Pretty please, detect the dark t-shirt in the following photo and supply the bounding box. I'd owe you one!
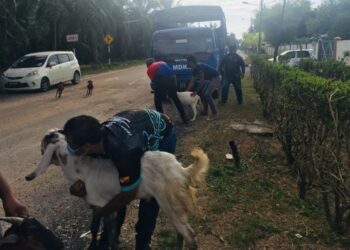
[101,109,172,191]
[219,53,245,78]
[192,63,219,80]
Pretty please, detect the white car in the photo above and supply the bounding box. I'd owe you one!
[268,49,314,66]
[1,51,81,92]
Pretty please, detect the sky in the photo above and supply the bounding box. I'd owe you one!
[177,0,324,39]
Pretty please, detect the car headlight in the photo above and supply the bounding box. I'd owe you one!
[26,71,38,77]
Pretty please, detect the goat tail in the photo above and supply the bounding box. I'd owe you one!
[185,148,209,186]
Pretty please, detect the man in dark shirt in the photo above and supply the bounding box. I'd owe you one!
[186,55,221,120]
[146,58,187,124]
[63,109,176,250]
[219,44,245,105]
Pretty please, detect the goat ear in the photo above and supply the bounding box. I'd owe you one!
[57,129,64,134]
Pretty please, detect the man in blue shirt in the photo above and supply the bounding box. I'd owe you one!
[186,55,221,120]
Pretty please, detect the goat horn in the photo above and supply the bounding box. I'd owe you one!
[0,217,24,225]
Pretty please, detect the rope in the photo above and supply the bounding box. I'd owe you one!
[143,109,166,151]
[106,116,133,136]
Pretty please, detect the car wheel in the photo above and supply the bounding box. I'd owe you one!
[72,71,80,84]
[40,78,51,92]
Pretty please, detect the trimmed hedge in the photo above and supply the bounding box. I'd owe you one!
[251,56,350,234]
[299,58,350,82]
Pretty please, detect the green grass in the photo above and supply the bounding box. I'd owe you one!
[156,229,178,249]
[154,73,350,249]
[226,216,280,248]
[207,163,246,213]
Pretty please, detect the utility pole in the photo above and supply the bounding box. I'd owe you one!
[281,0,287,25]
[273,0,287,61]
[257,0,263,53]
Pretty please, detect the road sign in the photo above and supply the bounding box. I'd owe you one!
[66,34,79,43]
[104,34,114,45]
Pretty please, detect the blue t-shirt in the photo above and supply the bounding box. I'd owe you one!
[192,63,219,80]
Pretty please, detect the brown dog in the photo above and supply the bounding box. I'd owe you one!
[86,80,94,96]
[56,82,64,98]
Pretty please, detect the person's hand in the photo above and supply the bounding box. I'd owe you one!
[70,180,87,197]
[3,196,29,217]
[241,73,245,79]
[190,91,197,97]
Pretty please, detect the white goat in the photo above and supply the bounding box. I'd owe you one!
[176,91,201,121]
[25,129,209,249]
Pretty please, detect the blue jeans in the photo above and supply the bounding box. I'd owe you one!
[135,127,176,249]
[199,77,221,115]
[221,76,242,104]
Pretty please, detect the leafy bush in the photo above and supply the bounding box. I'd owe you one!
[251,56,350,234]
[299,59,350,82]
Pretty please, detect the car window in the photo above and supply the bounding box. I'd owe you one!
[284,52,295,59]
[11,56,47,68]
[68,54,74,61]
[296,51,310,58]
[47,55,59,66]
[57,54,70,64]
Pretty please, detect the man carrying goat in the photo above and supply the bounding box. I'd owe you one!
[63,109,176,250]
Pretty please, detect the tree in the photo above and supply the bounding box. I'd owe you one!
[306,0,350,39]
[241,32,260,52]
[250,0,311,60]
[0,0,178,68]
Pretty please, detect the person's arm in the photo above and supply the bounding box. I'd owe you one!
[94,188,138,218]
[240,57,246,78]
[218,56,226,74]
[0,173,28,216]
[195,71,205,95]
[186,76,196,92]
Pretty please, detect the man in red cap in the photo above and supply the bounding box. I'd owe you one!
[146,58,187,124]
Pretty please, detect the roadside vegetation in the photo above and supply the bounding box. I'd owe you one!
[152,68,350,249]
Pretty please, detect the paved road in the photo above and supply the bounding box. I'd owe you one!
[0,65,154,248]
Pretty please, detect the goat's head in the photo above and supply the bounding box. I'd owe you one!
[25,129,67,181]
[0,217,64,250]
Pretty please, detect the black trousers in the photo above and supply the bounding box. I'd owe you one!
[114,131,177,250]
[154,75,187,123]
[221,75,243,104]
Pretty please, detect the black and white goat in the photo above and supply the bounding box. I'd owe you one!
[25,129,209,249]
[0,216,63,250]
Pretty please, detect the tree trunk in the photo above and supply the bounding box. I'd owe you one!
[273,45,279,62]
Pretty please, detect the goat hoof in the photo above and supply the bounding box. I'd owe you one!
[188,242,198,250]
[25,173,37,181]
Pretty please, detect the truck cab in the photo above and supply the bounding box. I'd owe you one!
[151,27,219,90]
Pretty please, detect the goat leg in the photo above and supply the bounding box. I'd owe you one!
[88,211,101,250]
[229,140,240,169]
[176,232,184,250]
[100,207,126,250]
